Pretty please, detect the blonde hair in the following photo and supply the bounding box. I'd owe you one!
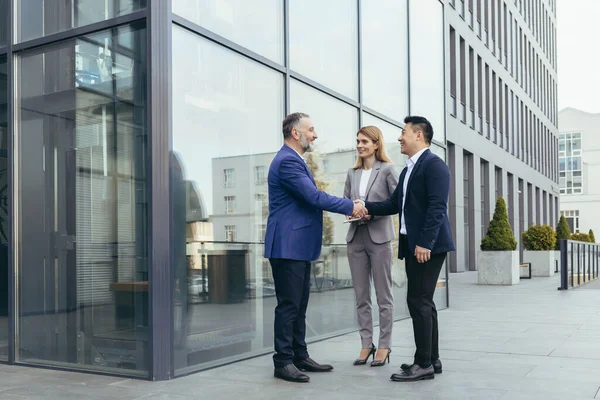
[352,125,393,169]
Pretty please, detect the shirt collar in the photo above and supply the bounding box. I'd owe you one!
[285,144,306,163]
[406,147,428,168]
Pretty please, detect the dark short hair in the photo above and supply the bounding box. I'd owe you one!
[404,116,433,144]
[282,112,310,140]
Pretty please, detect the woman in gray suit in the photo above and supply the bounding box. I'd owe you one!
[344,125,399,367]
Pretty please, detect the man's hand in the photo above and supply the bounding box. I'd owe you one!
[414,245,431,264]
[352,200,368,218]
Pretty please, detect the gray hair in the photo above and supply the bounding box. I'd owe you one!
[282,112,310,140]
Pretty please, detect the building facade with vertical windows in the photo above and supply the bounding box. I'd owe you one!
[558,107,600,238]
[445,0,559,271]
[0,0,452,381]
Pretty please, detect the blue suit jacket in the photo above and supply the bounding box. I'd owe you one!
[366,149,455,260]
[264,145,354,261]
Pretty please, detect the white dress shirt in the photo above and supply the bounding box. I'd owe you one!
[358,169,372,200]
[286,144,306,163]
[400,147,428,235]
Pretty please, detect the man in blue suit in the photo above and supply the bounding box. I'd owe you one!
[265,112,367,383]
[365,116,455,382]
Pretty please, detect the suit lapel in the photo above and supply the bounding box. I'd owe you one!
[352,168,361,199]
[364,160,381,199]
[405,149,430,196]
[398,167,408,200]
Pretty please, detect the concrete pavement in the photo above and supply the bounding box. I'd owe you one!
[1,271,600,399]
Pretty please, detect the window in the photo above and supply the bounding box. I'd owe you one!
[254,166,266,185]
[460,38,467,122]
[256,224,266,243]
[477,56,483,132]
[255,193,268,216]
[17,0,145,42]
[409,0,445,140]
[559,132,582,195]
[225,196,236,214]
[225,225,237,242]
[362,0,408,118]
[495,167,502,200]
[450,27,457,116]
[469,47,475,128]
[224,168,236,187]
[290,0,358,99]
[481,160,489,238]
[561,210,580,233]
[173,0,284,63]
[16,23,149,373]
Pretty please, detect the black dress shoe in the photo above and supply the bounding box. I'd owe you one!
[294,357,334,372]
[391,364,435,382]
[400,359,442,374]
[274,364,310,383]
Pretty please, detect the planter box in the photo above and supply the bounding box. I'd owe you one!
[524,250,555,277]
[477,251,520,285]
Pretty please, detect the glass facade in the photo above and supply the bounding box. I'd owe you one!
[171,0,447,376]
[0,0,448,380]
[15,23,148,376]
[16,0,146,42]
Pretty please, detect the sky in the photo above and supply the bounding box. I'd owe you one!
[557,0,600,113]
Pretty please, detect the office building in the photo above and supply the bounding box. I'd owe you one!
[0,0,558,381]
[558,107,600,238]
[0,0,448,380]
[445,0,559,271]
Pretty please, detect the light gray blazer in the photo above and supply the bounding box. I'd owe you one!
[344,160,400,244]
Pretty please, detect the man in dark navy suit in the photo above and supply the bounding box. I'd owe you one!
[365,116,455,382]
[264,112,367,383]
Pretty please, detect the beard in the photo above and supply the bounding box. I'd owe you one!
[299,134,314,153]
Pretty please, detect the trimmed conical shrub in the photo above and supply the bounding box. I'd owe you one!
[589,229,596,243]
[481,197,517,251]
[555,215,571,250]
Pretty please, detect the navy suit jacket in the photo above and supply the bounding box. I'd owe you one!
[264,145,354,261]
[366,149,455,260]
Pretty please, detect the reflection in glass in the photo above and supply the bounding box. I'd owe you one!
[362,0,409,119]
[0,0,7,46]
[290,0,358,99]
[17,0,146,42]
[172,26,284,374]
[0,55,7,359]
[172,0,284,64]
[16,24,148,375]
[409,0,445,141]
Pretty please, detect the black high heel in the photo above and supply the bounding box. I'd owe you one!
[370,348,391,367]
[353,344,376,365]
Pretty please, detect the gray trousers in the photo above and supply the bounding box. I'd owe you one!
[347,225,395,349]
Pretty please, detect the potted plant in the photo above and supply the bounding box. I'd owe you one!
[522,224,557,277]
[478,197,519,285]
[589,229,596,243]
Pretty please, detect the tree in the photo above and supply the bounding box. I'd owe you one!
[589,229,596,243]
[480,197,517,251]
[555,215,571,250]
[305,153,334,245]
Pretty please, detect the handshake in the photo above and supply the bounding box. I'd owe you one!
[351,199,369,219]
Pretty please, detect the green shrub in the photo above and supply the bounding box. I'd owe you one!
[481,197,517,251]
[571,232,591,242]
[522,224,556,251]
[589,229,596,243]
[555,215,571,250]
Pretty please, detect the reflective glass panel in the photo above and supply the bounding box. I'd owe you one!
[0,55,7,359]
[16,23,148,375]
[173,0,284,64]
[289,0,358,99]
[17,0,146,42]
[172,25,284,374]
